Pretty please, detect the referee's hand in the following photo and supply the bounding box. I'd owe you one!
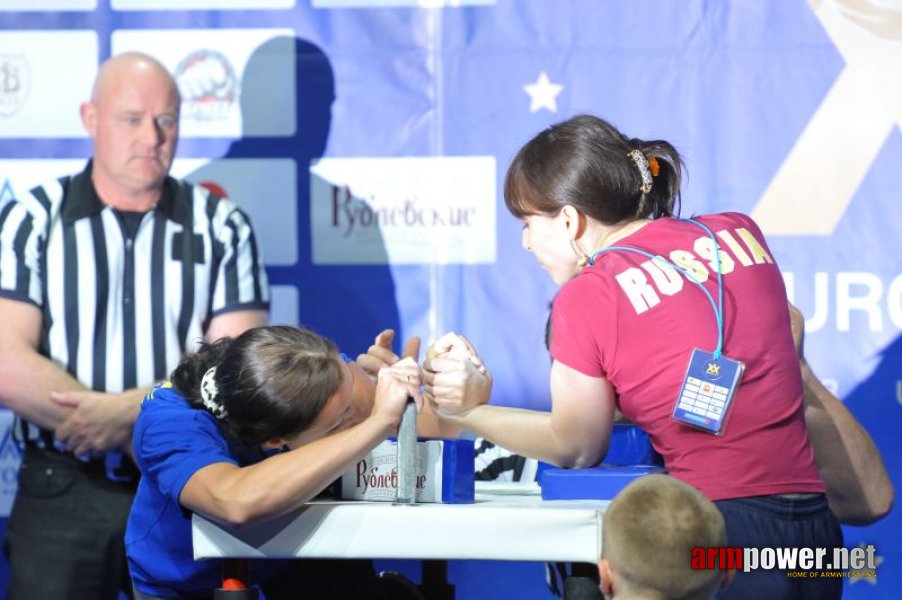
[52,389,136,456]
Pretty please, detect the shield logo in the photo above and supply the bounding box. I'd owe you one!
[0,54,30,117]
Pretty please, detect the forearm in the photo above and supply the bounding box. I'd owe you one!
[189,416,395,525]
[417,402,462,438]
[802,361,893,524]
[0,349,84,430]
[448,404,600,467]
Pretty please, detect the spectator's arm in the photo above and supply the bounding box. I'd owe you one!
[801,359,893,524]
[790,302,893,524]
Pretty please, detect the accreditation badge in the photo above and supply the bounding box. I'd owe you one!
[672,349,744,435]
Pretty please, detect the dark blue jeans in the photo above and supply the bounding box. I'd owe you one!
[3,445,137,600]
[715,494,843,600]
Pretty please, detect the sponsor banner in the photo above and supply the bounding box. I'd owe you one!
[172,158,297,266]
[0,410,21,517]
[313,0,494,7]
[113,0,294,9]
[337,438,474,503]
[0,0,95,9]
[339,439,438,502]
[310,156,496,265]
[0,32,97,137]
[112,29,296,138]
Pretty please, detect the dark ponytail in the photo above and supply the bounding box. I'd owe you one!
[504,114,683,224]
[171,337,233,407]
[634,138,682,219]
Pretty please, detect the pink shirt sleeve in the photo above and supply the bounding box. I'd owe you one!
[549,272,617,378]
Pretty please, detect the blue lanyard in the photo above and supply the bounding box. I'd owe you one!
[587,218,725,359]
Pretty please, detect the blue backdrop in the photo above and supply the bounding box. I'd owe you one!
[0,1,898,598]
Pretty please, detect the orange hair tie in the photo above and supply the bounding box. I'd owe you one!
[647,156,660,177]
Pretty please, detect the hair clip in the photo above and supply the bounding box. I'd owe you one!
[200,366,228,419]
[647,156,660,177]
[629,149,654,194]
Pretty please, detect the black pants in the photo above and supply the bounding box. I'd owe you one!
[261,558,378,599]
[133,558,379,599]
[715,494,843,600]
[3,446,136,600]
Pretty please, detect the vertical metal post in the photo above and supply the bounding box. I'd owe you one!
[396,398,417,504]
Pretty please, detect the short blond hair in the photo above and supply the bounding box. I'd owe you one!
[602,474,726,599]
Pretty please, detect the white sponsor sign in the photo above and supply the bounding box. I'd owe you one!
[112,29,296,138]
[339,439,443,503]
[113,0,293,8]
[310,156,496,265]
[0,410,22,517]
[0,0,95,9]
[0,32,97,137]
[172,158,297,266]
[314,0,494,7]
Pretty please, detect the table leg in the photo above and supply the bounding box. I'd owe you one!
[419,560,455,600]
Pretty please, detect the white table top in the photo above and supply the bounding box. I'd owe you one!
[193,482,608,563]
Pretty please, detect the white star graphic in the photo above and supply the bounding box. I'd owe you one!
[523,71,563,113]
[848,543,882,586]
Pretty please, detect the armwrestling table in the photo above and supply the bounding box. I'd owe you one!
[192,482,608,599]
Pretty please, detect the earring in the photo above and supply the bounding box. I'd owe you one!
[571,240,589,267]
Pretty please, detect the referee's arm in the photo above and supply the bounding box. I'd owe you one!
[0,298,144,455]
[0,300,268,455]
[53,308,270,456]
[0,298,89,431]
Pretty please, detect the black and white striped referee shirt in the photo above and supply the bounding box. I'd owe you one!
[0,161,270,393]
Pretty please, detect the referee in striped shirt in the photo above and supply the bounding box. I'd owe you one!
[0,53,269,599]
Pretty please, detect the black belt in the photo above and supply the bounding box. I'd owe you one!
[17,418,139,483]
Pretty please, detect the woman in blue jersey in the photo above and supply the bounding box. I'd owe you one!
[125,325,422,599]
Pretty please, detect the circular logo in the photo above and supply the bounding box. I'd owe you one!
[174,49,238,122]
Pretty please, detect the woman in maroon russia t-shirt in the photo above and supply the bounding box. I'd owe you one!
[424,114,846,600]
